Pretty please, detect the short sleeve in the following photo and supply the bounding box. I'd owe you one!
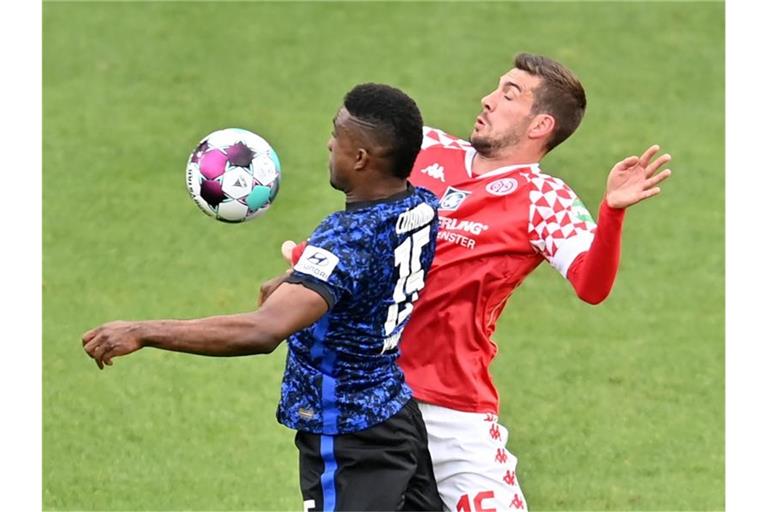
[287,215,370,309]
[527,174,597,278]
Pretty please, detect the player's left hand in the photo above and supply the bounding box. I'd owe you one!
[604,145,672,209]
[257,240,298,305]
[82,321,144,370]
[259,273,291,305]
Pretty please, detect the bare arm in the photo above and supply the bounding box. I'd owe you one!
[82,283,328,369]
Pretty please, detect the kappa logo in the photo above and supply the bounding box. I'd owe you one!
[486,178,518,196]
[420,163,446,182]
[439,186,471,211]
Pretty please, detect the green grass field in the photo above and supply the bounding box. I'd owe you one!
[43,1,724,510]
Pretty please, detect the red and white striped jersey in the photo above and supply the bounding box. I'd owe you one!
[399,127,598,413]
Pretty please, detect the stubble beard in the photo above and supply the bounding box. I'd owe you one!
[470,130,521,158]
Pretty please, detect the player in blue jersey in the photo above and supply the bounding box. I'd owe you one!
[82,83,443,511]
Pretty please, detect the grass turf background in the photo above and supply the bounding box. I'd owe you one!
[43,1,724,510]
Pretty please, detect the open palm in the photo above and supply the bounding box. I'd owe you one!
[605,145,672,209]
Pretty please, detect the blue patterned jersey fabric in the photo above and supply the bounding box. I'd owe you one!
[278,184,439,434]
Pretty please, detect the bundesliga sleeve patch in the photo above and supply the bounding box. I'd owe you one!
[294,245,340,282]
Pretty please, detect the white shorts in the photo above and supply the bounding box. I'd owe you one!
[417,401,528,512]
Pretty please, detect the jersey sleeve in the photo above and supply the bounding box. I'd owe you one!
[528,174,597,277]
[565,201,625,304]
[285,217,370,309]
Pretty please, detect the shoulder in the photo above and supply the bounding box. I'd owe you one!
[421,126,473,151]
[525,168,579,201]
[309,212,369,251]
[412,185,440,208]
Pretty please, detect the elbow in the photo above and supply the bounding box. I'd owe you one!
[255,334,284,354]
[249,318,288,354]
[576,288,611,305]
[230,316,285,355]
[237,331,283,355]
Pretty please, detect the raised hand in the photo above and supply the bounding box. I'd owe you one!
[604,145,672,209]
[82,321,144,369]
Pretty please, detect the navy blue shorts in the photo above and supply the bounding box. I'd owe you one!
[294,398,442,511]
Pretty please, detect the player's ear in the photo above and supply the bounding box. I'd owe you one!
[354,148,370,171]
[528,113,556,141]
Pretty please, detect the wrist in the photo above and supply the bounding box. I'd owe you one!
[599,199,626,225]
[134,320,158,348]
[602,194,626,211]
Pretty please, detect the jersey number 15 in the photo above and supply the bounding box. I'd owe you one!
[384,225,431,336]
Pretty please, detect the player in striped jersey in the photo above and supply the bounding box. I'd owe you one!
[82,83,443,511]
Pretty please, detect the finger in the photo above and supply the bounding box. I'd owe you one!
[645,153,672,178]
[82,326,102,345]
[83,333,104,357]
[638,145,660,167]
[641,187,662,200]
[102,349,116,367]
[617,155,639,171]
[259,287,267,306]
[90,338,111,366]
[87,344,105,370]
[645,168,672,189]
[281,241,296,264]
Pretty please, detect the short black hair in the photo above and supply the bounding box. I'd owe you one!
[343,83,423,179]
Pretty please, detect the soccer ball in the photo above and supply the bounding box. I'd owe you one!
[185,128,281,223]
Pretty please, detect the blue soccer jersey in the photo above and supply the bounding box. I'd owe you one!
[278,184,439,435]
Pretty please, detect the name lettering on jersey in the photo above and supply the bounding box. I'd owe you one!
[419,163,446,182]
[294,245,340,282]
[439,186,471,211]
[486,177,518,196]
[439,216,489,235]
[395,202,436,234]
[437,230,477,250]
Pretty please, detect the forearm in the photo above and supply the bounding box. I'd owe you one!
[138,313,283,356]
[567,201,625,304]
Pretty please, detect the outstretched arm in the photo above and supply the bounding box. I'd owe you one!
[567,145,672,304]
[82,282,328,369]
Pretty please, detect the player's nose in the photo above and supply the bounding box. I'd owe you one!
[481,90,495,112]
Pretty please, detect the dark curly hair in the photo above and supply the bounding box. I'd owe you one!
[343,83,423,179]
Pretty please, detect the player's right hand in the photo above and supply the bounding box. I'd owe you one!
[82,321,144,370]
